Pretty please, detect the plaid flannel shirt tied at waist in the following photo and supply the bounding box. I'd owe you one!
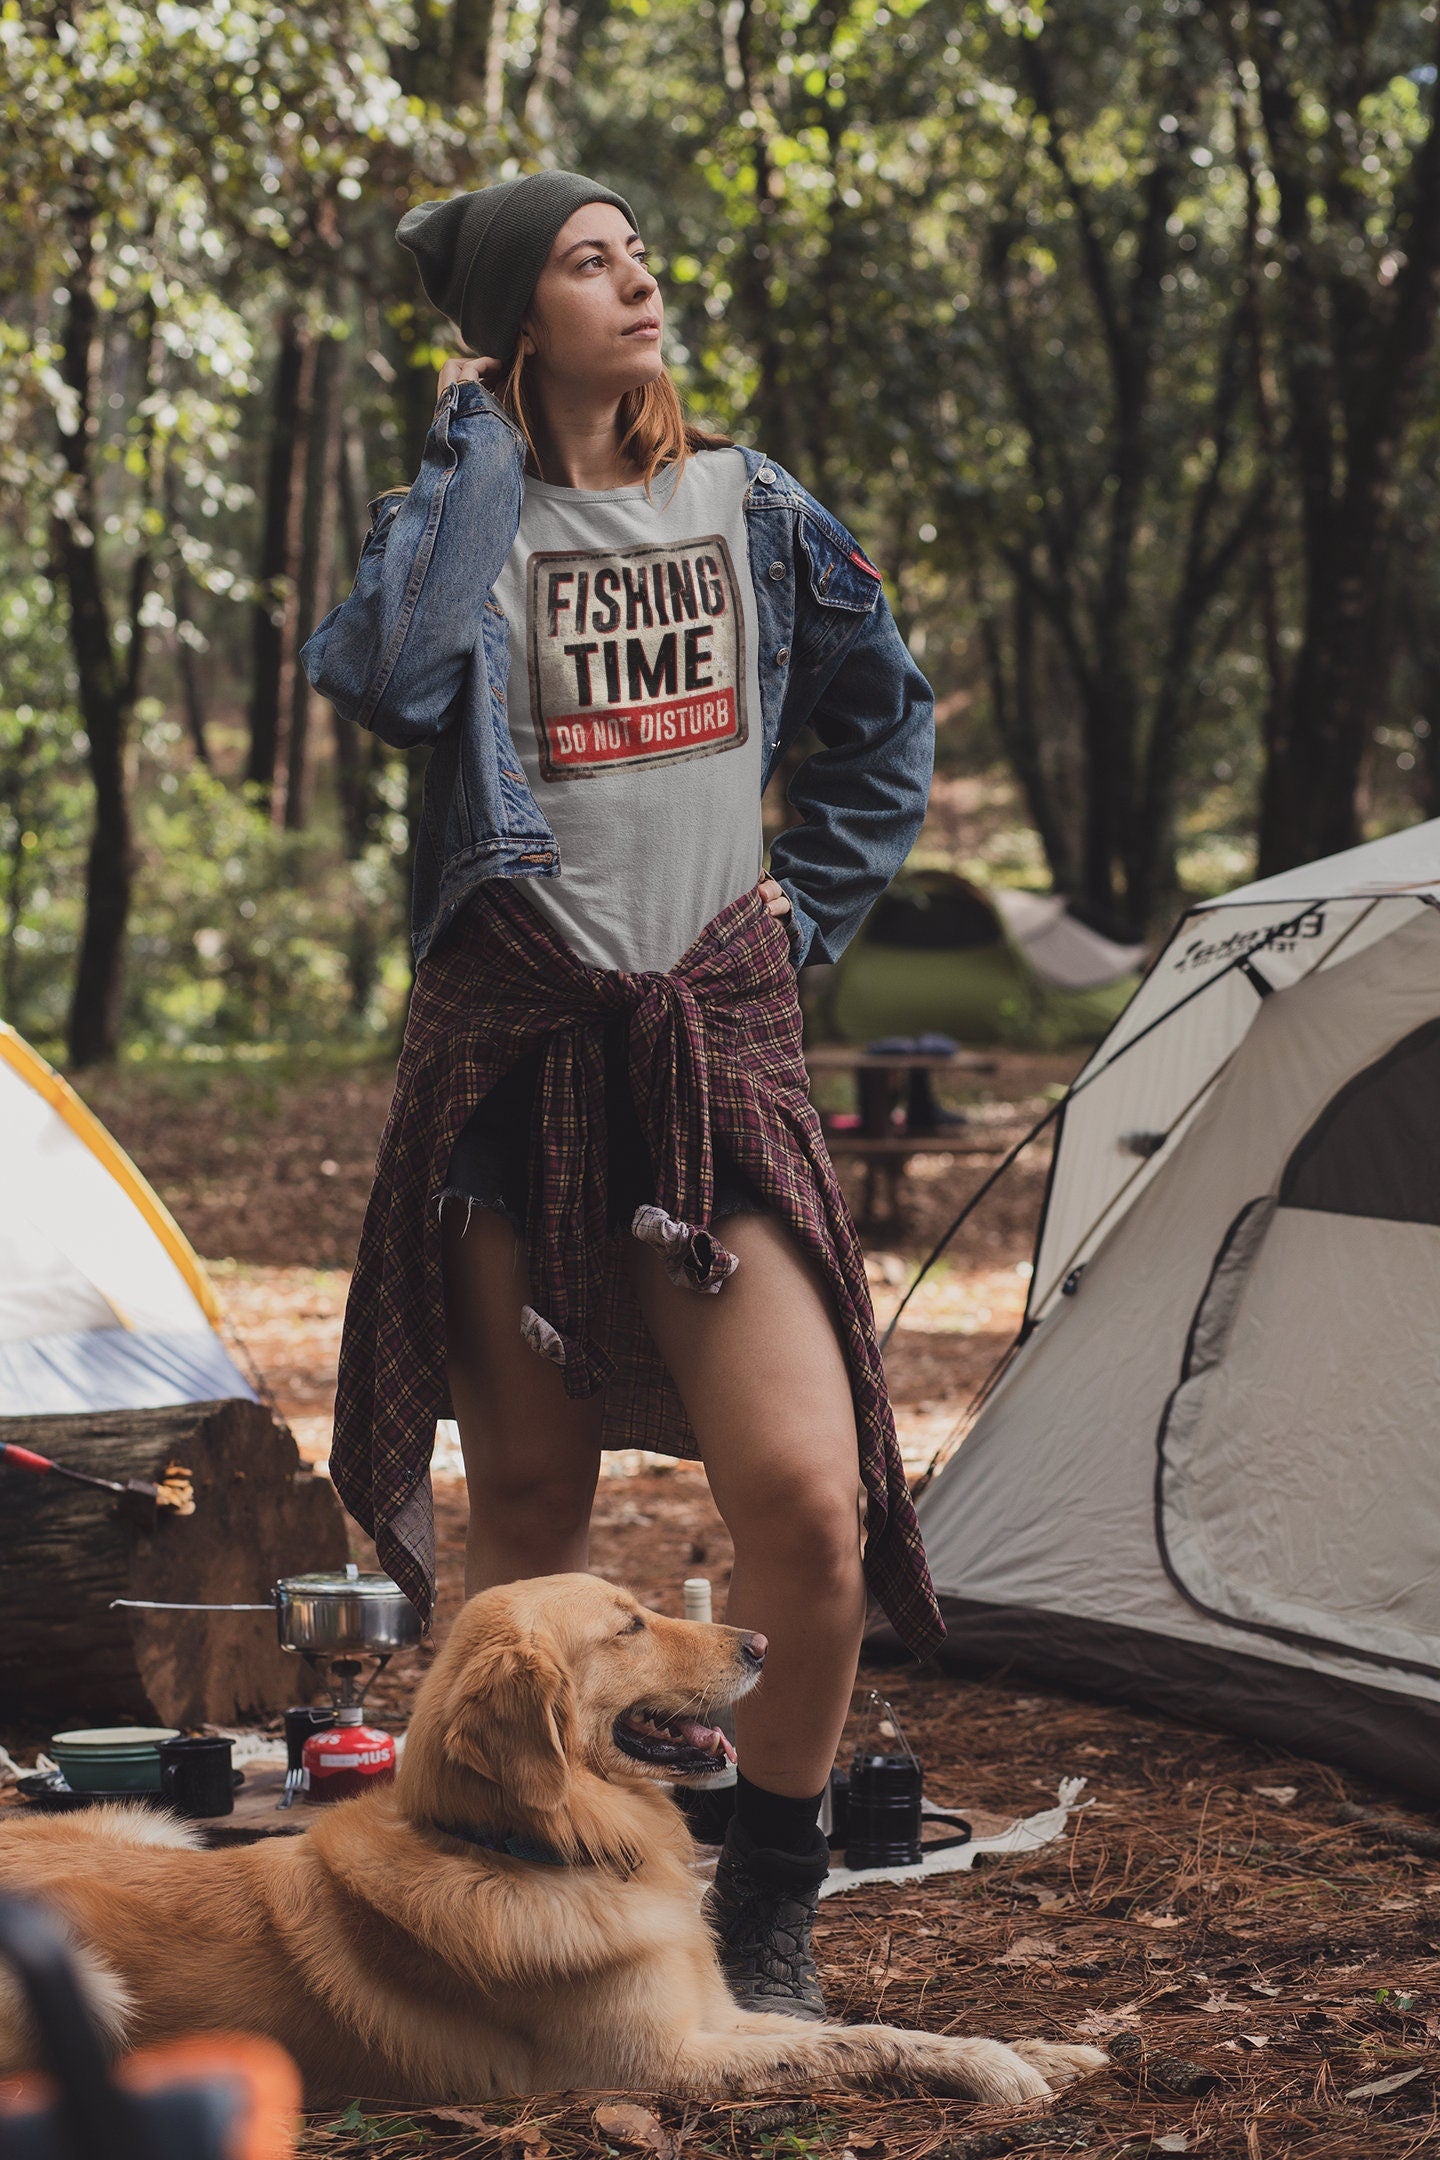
[333,875,945,1660]
[468,885,781,1395]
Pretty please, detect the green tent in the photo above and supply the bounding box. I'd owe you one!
[818,872,1145,1049]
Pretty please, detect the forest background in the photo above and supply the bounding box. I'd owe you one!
[6,0,1440,1069]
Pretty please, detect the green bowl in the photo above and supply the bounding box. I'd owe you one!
[49,1727,180,1794]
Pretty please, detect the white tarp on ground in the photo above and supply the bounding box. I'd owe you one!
[818,1779,1087,1897]
[909,822,1440,1794]
[0,1025,256,1416]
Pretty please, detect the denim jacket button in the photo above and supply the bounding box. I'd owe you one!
[776,646,791,664]
[768,559,787,580]
[758,465,776,483]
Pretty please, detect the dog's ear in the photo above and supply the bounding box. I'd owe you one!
[444,1640,574,1815]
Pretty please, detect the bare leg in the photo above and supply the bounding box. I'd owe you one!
[441,1202,604,1596]
[628,1214,868,1797]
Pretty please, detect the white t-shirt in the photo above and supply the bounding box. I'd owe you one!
[491,446,765,974]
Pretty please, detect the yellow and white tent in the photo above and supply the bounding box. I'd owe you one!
[0,1025,257,1416]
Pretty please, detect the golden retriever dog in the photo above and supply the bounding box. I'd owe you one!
[0,1576,1105,2107]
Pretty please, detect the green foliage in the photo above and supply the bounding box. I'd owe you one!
[5,0,1440,1058]
[128,726,410,1054]
[0,575,91,1041]
[0,687,411,1057]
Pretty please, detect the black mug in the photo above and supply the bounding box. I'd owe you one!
[159,1735,234,1819]
[845,1750,922,1869]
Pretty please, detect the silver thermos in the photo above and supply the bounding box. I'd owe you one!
[674,1576,738,1839]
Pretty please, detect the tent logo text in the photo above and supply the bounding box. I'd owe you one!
[1172,911,1325,974]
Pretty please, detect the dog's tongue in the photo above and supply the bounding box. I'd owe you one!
[674,1717,737,1763]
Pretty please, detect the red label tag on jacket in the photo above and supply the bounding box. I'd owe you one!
[848,547,884,581]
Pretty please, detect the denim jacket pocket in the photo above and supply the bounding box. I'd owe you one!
[792,515,883,673]
[796,517,885,615]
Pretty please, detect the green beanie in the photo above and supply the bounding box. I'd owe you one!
[396,170,639,365]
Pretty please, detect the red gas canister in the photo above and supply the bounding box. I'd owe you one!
[301,1706,395,1803]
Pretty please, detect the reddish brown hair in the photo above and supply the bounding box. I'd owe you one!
[372,365,733,525]
[495,342,733,501]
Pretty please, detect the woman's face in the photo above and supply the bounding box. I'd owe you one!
[519,202,663,398]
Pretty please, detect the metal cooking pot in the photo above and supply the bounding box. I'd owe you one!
[274,1564,421,1656]
[110,1563,422,1655]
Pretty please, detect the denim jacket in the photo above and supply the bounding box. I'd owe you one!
[299,381,934,972]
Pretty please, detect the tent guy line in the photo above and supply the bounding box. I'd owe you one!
[891,881,1437,1499]
[878,894,1339,1359]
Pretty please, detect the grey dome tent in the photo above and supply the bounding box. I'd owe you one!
[879,821,1440,1800]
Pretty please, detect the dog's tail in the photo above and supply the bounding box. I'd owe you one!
[0,1804,201,2074]
[73,1802,206,1855]
[0,1912,134,2078]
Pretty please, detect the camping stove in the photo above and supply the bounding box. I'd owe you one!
[298,1699,397,1806]
[279,1659,393,1810]
[112,1563,420,1810]
[273,1566,418,1807]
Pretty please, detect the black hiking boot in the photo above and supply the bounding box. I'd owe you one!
[701,1816,829,2020]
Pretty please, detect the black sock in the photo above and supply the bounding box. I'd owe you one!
[734,1771,827,1857]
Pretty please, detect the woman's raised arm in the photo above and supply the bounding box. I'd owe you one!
[299,362,520,750]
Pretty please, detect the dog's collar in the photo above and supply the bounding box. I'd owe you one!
[428,1819,575,1866]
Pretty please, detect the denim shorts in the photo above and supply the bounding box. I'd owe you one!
[442,1012,771,1240]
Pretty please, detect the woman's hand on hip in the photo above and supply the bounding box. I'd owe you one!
[758,875,793,921]
[437,355,502,405]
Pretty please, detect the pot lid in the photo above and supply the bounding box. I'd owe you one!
[51,1728,181,1749]
[274,1565,408,1599]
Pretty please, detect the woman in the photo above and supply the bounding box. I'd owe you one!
[300,169,942,2018]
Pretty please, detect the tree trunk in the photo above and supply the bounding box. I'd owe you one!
[446,0,492,99]
[247,305,312,799]
[164,461,210,766]
[282,318,347,831]
[1244,10,1440,871]
[483,0,510,132]
[338,414,367,570]
[1,721,34,1025]
[724,0,791,466]
[55,204,136,1070]
[519,0,566,135]
[172,606,211,768]
[1257,501,1384,871]
[326,345,388,1017]
[1423,699,1440,820]
[978,579,1081,897]
[0,1399,350,1728]
[392,748,429,1036]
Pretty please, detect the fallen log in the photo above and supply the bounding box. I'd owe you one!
[0,1398,350,1729]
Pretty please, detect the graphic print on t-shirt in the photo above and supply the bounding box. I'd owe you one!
[525,535,749,781]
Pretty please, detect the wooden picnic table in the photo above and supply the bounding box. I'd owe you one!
[803,1041,997,1226]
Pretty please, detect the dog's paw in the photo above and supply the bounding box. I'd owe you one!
[1008,2040,1109,2089]
[926,2037,1053,2103]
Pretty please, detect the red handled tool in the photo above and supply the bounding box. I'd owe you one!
[0,1441,165,1529]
